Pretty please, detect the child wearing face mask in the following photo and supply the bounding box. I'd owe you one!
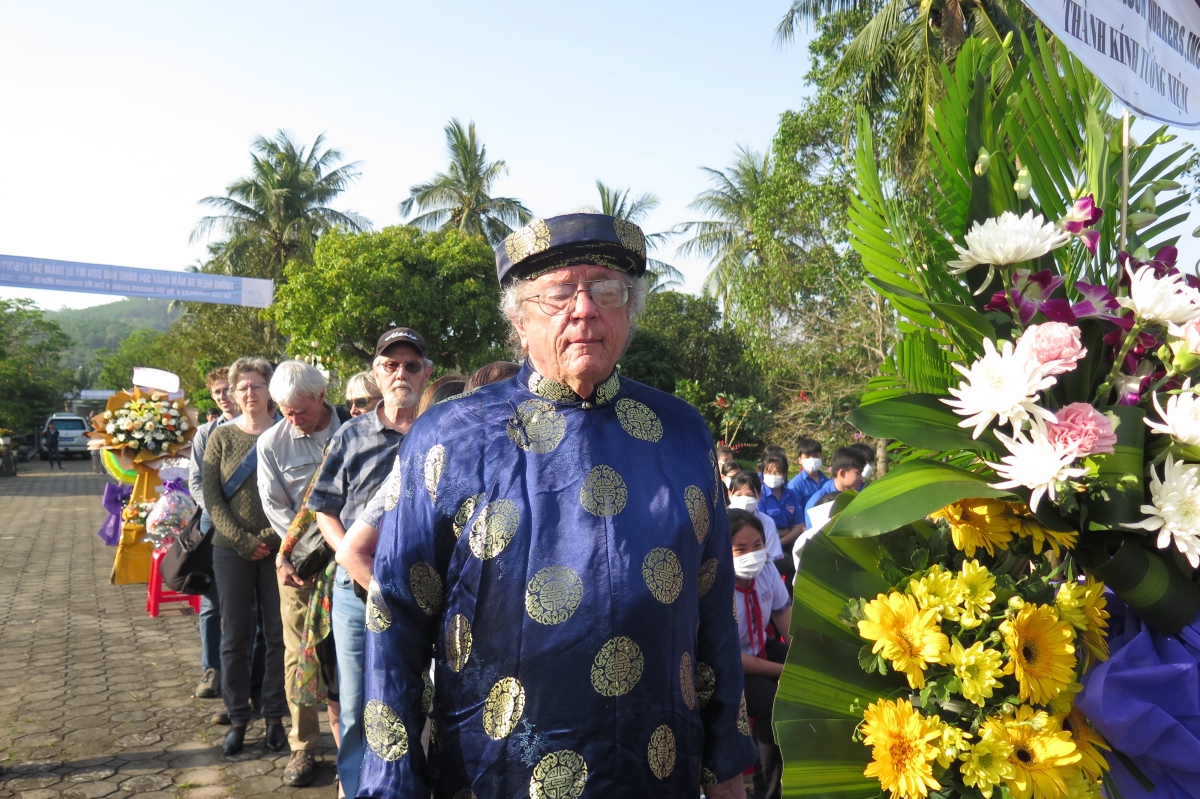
[757,454,804,584]
[726,471,784,569]
[786,437,831,511]
[848,442,877,485]
[729,509,791,799]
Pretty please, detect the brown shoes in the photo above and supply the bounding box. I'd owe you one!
[283,750,316,787]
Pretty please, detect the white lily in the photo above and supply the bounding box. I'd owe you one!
[1116,264,1200,325]
[947,210,1071,274]
[1145,379,1200,447]
[988,422,1087,512]
[943,338,1059,438]
[1124,455,1200,568]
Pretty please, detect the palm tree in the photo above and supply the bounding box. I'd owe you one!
[595,181,684,290]
[399,119,532,246]
[673,147,771,309]
[192,130,370,281]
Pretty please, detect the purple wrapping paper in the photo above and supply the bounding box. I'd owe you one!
[97,483,132,546]
[1078,596,1200,798]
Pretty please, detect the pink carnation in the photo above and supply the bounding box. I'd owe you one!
[1046,403,1116,457]
[1017,322,1087,376]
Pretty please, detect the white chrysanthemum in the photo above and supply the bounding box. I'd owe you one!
[943,338,1059,438]
[1116,264,1200,325]
[988,422,1087,511]
[947,210,1071,274]
[1145,380,1200,447]
[1125,455,1200,567]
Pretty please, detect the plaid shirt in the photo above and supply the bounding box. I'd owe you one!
[307,408,404,529]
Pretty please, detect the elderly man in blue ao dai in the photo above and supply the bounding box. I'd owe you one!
[357,212,757,798]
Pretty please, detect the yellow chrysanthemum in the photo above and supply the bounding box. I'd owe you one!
[957,559,997,627]
[984,706,1081,799]
[908,565,963,622]
[861,698,941,799]
[1054,581,1089,630]
[1001,603,1077,704]
[1079,579,1109,664]
[925,715,972,768]
[1013,511,1078,556]
[859,592,950,689]
[959,727,1016,799]
[944,638,1005,706]
[1062,707,1110,780]
[930,498,1015,557]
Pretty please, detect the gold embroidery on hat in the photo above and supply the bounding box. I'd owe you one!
[685,485,709,542]
[525,565,584,625]
[409,562,443,616]
[696,662,716,707]
[680,652,696,710]
[613,218,647,258]
[698,558,718,598]
[365,578,392,634]
[580,465,627,517]
[616,398,662,442]
[529,750,588,799]
[363,700,409,762]
[453,493,486,539]
[445,613,472,673]
[590,636,644,697]
[424,445,445,504]
[504,218,551,264]
[482,677,526,740]
[468,498,520,559]
[647,724,677,779]
[642,548,682,604]
[506,399,566,454]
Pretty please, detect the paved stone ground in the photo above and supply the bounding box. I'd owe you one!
[0,459,339,799]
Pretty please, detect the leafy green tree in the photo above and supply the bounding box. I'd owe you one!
[274,226,507,374]
[0,299,70,433]
[399,119,532,247]
[594,180,684,290]
[95,329,167,390]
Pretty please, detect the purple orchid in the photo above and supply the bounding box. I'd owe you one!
[1061,195,1104,255]
[983,269,1065,325]
[1113,361,1155,406]
[1041,280,1134,329]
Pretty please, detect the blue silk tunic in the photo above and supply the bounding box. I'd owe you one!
[357,362,757,799]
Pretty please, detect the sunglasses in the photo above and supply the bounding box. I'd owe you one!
[378,359,425,375]
[348,397,376,409]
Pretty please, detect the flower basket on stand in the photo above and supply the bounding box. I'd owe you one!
[776,31,1200,799]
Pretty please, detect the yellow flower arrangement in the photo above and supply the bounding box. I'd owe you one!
[983,706,1081,799]
[858,591,949,689]
[1001,603,1077,704]
[929,498,1015,557]
[944,638,1005,706]
[861,698,941,799]
[908,564,964,622]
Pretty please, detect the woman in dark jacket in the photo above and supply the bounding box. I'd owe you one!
[203,356,285,755]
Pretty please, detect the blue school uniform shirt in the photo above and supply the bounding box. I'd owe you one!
[758,486,804,532]
[787,469,831,508]
[358,361,757,799]
[804,480,841,527]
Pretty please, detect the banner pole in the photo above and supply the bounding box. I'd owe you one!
[1120,107,1130,253]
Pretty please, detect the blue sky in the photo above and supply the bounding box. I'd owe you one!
[0,1,818,310]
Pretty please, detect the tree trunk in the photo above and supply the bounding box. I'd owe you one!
[874,438,889,477]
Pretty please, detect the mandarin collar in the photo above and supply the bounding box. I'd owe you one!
[520,361,621,407]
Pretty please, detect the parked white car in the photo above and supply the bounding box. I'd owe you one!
[40,414,91,459]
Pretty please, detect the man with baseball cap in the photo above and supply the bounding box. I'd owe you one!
[308,326,431,799]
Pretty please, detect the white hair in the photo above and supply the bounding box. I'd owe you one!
[345,371,381,400]
[499,273,648,355]
[269,360,327,406]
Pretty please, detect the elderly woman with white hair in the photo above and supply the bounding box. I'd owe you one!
[358,214,757,799]
[203,357,287,757]
[343,370,382,417]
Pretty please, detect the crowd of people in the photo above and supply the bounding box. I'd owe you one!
[173,211,876,799]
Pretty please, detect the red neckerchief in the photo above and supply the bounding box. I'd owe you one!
[735,577,766,658]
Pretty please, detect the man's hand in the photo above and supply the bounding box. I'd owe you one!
[276,555,306,587]
[707,775,747,799]
[250,542,271,561]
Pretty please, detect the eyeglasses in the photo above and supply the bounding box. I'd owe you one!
[377,359,425,375]
[347,397,376,409]
[524,279,630,315]
[211,388,232,397]
[235,382,267,395]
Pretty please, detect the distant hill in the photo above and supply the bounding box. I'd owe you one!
[46,298,181,372]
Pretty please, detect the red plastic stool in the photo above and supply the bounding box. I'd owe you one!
[146,547,201,617]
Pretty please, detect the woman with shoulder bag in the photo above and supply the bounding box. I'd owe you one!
[203,357,286,756]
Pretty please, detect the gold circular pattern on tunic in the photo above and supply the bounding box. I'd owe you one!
[468,499,520,559]
[612,218,647,257]
[685,485,709,542]
[680,652,696,710]
[529,750,589,799]
[697,558,718,598]
[737,691,751,736]
[647,724,677,779]
[506,399,567,454]
[615,398,663,442]
[525,566,584,625]
[453,493,486,539]
[363,699,409,762]
[365,578,392,634]
[445,614,472,673]
[421,671,434,716]
[528,372,577,402]
[504,218,552,263]
[580,465,627,517]
[424,445,446,504]
[701,767,718,788]
[409,562,443,616]
[641,548,682,604]
[590,636,644,697]
[482,677,526,740]
[382,467,402,511]
[696,662,716,707]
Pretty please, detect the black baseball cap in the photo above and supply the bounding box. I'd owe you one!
[374,327,428,359]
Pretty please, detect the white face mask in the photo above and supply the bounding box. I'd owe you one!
[729,495,758,513]
[762,474,785,489]
[733,549,768,580]
[801,457,822,473]
[723,476,733,488]
[862,463,874,479]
